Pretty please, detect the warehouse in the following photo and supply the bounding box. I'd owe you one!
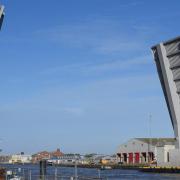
[117,138,175,165]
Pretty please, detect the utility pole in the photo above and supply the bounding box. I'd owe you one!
[74,157,78,180]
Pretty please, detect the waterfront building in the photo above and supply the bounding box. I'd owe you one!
[32,148,63,163]
[151,37,180,166]
[9,153,32,164]
[83,154,118,165]
[51,148,63,158]
[83,154,98,164]
[101,155,118,165]
[117,138,175,165]
[0,156,11,163]
[48,154,82,165]
[48,154,118,165]
[92,155,105,165]
[32,151,51,163]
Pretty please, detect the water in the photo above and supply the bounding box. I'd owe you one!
[1,164,180,180]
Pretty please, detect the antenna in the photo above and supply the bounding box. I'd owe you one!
[148,114,152,163]
[149,114,152,139]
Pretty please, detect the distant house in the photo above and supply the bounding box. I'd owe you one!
[117,138,175,165]
[32,148,63,163]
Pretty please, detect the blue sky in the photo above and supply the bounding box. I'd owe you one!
[0,0,180,155]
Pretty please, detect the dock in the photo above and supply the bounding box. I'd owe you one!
[140,166,180,173]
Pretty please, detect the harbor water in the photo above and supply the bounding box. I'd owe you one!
[1,164,180,180]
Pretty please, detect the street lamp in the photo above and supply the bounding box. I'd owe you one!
[0,5,5,30]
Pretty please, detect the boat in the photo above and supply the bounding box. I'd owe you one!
[9,175,22,180]
[100,165,112,170]
[6,171,22,180]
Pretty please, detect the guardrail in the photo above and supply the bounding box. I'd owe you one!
[3,167,108,180]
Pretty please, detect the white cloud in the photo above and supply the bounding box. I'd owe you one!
[40,55,152,75]
[85,55,151,73]
[35,19,147,54]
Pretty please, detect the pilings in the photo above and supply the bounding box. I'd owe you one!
[40,160,47,180]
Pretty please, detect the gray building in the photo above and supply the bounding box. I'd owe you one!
[117,138,175,165]
[152,36,180,166]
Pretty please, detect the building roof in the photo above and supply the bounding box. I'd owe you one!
[135,138,176,146]
[151,36,180,49]
[51,149,63,157]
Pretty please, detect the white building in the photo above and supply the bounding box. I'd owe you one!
[48,154,84,165]
[117,138,175,165]
[9,154,32,164]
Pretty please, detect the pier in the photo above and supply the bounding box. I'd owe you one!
[140,166,180,173]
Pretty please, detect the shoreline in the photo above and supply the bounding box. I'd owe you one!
[2,164,180,174]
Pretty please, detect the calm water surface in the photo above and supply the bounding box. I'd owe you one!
[1,164,180,180]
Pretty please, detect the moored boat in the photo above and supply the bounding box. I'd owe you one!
[100,165,112,170]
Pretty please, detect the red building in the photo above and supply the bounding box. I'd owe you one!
[32,149,63,163]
